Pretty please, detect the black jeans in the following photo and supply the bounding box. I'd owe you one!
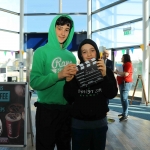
[72,125,108,150]
[35,102,71,150]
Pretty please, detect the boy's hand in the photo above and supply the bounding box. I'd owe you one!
[58,64,77,79]
[97,58,106,77]
[66,75,74,82]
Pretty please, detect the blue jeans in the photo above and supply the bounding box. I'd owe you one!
[119,82,132,116]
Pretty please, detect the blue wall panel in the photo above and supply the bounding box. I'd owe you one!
[24,32,87,51]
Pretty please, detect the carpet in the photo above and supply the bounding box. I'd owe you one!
[109,98,150,121]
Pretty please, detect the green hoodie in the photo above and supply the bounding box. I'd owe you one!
[30,15,76,105]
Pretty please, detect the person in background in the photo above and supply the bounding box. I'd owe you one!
[63,39,118,150]
[103,49,114,71]
[30,15,77,150]
[103,49,115,123]
[114,54,133,122]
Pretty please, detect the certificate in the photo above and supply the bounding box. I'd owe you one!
[116,64,123,76]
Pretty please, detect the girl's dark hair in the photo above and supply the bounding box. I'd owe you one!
[56,16,73,29]
[123,54,132,63]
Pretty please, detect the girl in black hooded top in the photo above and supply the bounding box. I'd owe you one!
[63,39,118,150]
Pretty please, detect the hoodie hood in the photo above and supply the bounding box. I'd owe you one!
[47,14,74,50]
[77,39,100,63]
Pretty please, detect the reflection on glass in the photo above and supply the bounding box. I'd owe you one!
[92,21,142,48]
[92,0,119,11]
[129,48,142,98]
[0,31,19,50]
[0,12,19,32]
[0,0,20,12]
[92,1,142,31]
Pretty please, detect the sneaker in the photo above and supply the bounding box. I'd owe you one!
[119,116,128,122]
[118,114,129,118]
[118,114,123,117]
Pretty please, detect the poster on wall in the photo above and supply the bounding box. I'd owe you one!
[0,82,28,147]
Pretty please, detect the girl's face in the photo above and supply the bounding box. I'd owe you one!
[55,24,70,46]
[121,56,124,63]
[81,44,97,62]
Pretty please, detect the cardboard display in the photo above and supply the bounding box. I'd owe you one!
[0,82,28,147]
[75,58,104,88]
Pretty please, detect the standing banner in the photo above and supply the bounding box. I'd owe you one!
[0,82,28,147]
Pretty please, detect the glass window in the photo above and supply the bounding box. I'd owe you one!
[92,0,118,11]
[92,21,142,48]
[24,0,87,13]
[92,0,142,31]
[24,0,59,13]
[112,48,142,98]
[0,31,19,51]
[62,0,87,13]
[72,15,87,32]
[129,48,142,97]
[24,15,87,32]
[0,11,19,32]
[0,0,20,12]
[0,51,16,64]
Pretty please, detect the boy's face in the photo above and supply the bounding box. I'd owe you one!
[81,44,97,62]
[55,24,70,44]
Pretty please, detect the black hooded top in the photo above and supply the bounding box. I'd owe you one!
[63,39,118,121]
[78,39,100,63]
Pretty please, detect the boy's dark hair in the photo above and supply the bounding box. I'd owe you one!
[123,54,132,63]
[56,16,73,29]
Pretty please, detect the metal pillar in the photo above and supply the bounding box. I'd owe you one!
[59,0,62,13]
[87,0,91,39]
[142,0,150,103]
[19,0,24,82]
[26,49,33,84]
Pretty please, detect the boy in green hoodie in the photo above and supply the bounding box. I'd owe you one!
[30,15,77,150]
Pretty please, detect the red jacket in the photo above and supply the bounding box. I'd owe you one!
[117,62,133,85]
